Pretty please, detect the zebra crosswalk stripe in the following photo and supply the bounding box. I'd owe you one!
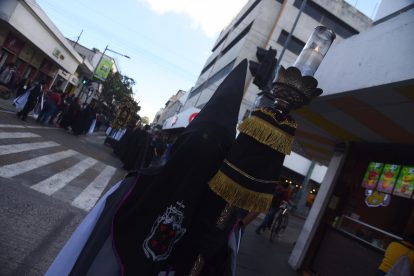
[31,157,98,196]
[0,141,60,155]
[71,165,117,211]
[0,150,77,178]
[0,124,25,128]
[0,132,40,139]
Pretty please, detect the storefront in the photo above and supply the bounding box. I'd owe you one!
[287,3,414,275]
[0,0,82,88]
[300,143,414,276]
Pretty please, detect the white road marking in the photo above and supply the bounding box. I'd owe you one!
[0,132,40,139]
[0,150,77,178]
[0,124,25,128]
[71,166,117,211]
[0,124,57,129]
[31,157,98,195]
[0,141,60,155]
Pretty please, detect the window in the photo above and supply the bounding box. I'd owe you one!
[211,0,261,52]
[220,21,253,56]
[293,0,358,38]
[212,34,228,52]
[277,30,305,55]
[188,59,236,99]
[200,57,217,74]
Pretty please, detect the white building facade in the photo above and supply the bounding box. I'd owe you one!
[182,0,372,121]
[0,0,85,93]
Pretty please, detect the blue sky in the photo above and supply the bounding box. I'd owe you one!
[37,0,381,121]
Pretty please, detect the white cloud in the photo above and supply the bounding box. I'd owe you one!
[138,0,248,37]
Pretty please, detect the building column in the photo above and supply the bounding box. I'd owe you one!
[294,160,316,216]
[288,150,348,270]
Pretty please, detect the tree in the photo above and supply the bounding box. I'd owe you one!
[141,116,150,125]
[101,72,135,104]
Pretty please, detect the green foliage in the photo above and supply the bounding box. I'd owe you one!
[141,116,150,125]
[100,72,140,113]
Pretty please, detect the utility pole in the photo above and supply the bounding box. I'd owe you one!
[73,29,83,48]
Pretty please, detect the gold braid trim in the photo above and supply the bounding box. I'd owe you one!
[224,160,278,184]
[238,116,293,155]
[258,108,298,128]
[208,170,272,213]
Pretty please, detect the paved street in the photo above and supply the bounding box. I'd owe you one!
[0,109,126,275]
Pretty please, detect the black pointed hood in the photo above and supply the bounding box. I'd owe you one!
[184,59,248,139]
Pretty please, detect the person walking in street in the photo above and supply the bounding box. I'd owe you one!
[36,87,61,124]
[256,182,289,234]
[17,79,46,122]
[59,97,81,130]
[14,78,31,98]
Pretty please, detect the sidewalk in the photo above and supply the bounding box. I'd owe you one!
[0,97,15,112]
[236,214,304,276]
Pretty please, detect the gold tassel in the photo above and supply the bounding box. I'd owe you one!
[208,170,273,213]
[238,116,293,155]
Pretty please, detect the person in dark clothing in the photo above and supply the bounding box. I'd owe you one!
[72,102,96,135]
[147,131,165,167]
[17,80,46,121]
[14,78,31,98]
[114,121,141,157]
[122,125,151,170]
[59,97,81,130]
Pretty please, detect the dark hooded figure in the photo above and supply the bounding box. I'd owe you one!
[17,79,46,121]
[46,60,249,276]
[60,97,81,130]
[121,125,152,171]
[113,120,141,157]
[72,102,96,135]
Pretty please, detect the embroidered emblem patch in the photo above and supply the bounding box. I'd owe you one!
[143,201,186,261]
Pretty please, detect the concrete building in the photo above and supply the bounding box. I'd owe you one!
[182,0,371,122]
[152,90,187,127]
[0,0,88,94]
[286,0,414,274]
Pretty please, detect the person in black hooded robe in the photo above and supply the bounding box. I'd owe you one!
[114,119,141,157]
[60,97,81,130]
[121,125,152,170]
[46,60,249,276]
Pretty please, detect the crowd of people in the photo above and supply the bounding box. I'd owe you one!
[112,122,174,171]
[13,76,109,136]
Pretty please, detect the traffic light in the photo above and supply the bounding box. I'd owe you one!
[249,47,277,90]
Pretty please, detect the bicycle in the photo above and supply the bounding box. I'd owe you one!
[269,200,289,242]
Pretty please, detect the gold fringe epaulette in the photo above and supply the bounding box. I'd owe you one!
[238,115,293,155]
[208,170,272,213]
[259,108,298,128]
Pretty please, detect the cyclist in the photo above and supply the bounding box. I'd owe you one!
[255,182,289,234]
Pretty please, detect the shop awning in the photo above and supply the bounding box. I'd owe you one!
[162,107,200,130]
[292,10,414,166]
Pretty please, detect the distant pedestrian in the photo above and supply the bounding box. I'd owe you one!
[256,182,289,234]
[15,78,31,98]
[17,79,46,122]
[0,63,18,90]
[59,97,81,130]
[37,87,61,124]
